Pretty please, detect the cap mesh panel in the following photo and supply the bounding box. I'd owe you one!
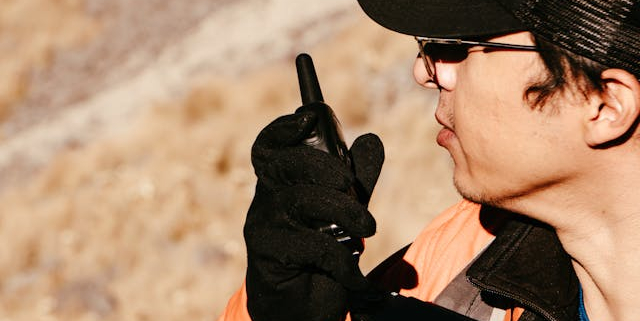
[514,0,640,78]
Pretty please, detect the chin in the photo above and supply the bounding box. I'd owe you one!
[454,175,480,201]
[453,175,507,207]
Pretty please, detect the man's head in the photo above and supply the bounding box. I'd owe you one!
[358,0,640,217]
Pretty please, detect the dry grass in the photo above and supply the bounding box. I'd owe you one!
[0,0,98,125]
[0,4,460,320]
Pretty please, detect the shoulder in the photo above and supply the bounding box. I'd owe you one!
[409,200,497,263]
[371,200,505,302]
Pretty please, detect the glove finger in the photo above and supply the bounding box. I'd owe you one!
[255,147,355,192]
[253,112,317,151]
[246,225,370,291]
[244,184,372,238]
[349,133,385,202]
[285,186,376,238]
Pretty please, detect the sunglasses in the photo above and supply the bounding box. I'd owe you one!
[415,36,540,80]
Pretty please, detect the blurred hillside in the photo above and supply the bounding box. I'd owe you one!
[0,0,459,320]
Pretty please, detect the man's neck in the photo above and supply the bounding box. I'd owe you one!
[506,162,640,321]
[562,218,640,321]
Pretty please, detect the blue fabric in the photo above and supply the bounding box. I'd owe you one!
[578,286,590,321]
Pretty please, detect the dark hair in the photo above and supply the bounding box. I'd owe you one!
[525,35,608,109]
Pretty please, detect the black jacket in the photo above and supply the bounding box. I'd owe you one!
[366,206,580,321]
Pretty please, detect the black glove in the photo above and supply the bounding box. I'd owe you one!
[244,110,385,321]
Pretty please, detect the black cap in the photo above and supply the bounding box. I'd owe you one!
[357,0,640,78]
[357,0,525,38]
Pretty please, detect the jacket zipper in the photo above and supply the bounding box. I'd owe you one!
[467,277,559,321]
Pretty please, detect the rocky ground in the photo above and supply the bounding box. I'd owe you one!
[0,0,459,319]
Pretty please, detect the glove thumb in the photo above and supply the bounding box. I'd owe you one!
[349,133,384,205]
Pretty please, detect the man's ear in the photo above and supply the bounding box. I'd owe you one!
[584,69,640,147]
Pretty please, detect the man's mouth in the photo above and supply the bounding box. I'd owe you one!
[434,110,455,147]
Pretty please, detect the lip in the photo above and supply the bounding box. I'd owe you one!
[434,111,455,147]
[436,127,455,147]
[434,109,451,128]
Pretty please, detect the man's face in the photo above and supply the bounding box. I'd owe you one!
[414,31,587,207]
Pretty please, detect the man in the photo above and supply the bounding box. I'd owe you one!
[219,0,640,320]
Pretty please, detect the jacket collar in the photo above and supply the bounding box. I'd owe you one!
[467,206,580,321]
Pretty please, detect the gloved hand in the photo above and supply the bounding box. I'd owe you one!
[244,110,385,321]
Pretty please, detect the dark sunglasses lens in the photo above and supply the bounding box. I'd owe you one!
[423,43,470,62]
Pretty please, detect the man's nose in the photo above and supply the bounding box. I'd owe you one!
[413,56,438,89]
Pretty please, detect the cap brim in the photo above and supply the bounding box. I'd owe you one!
[357,0,525,38]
